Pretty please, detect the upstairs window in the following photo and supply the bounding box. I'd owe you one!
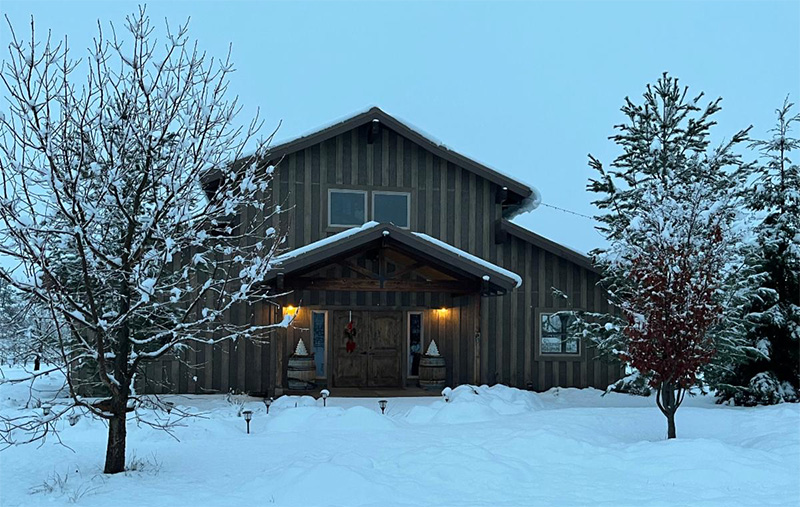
[329,189,367,227]
[540,312,579,355]
[373,191,410,228]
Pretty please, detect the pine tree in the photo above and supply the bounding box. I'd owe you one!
[585,73,751,438]
[713,99,800,405]
[0,281,59,369]
[0,281,26,365]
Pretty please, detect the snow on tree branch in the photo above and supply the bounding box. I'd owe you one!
[0,7,286,473]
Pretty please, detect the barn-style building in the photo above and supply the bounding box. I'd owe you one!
[141,107,622,396]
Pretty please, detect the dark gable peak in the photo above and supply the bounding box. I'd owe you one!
[265,106,533,201]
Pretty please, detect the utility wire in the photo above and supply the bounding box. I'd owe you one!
[539,202,596,220]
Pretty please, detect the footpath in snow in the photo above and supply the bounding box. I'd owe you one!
[1,366,798,507]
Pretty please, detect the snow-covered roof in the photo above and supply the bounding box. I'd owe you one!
[273,221,381,263]
[267,222,522,293]
[501,219,596,272]
[411,232,522,288]
[262,106,537,202]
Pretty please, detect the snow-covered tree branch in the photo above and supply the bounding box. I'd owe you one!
[585,73,752,438]
[0,8,285,473]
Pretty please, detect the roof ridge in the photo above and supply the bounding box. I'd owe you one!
[263,107,534,199]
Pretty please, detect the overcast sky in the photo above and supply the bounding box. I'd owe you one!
[2,1,798,254]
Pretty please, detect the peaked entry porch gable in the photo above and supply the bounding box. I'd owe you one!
[264,221,522,297]
[263,222,522,393]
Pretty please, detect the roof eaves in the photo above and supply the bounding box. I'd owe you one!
[268,223,522,291]
[501,220,598,273]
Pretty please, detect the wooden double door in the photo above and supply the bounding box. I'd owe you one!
[332,310,403,387]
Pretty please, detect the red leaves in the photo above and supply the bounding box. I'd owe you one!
[625,234,723,388]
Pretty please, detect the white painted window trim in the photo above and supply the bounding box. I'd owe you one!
[328,188,368,227]
[372,190,411,229]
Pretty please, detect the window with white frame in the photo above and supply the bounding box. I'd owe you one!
[328,189,367,227]
[540,312,579,355]
[373,191,410,228]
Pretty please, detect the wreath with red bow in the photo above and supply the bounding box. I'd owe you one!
[345,320,357,353]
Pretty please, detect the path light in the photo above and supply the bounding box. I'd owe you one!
[263,397,273,415]
[41,403,52,416]
[242,409,253,434]
[164,401,175,415]
[378,399,388,415]
[320,389,330,407]
[68,413,80,426]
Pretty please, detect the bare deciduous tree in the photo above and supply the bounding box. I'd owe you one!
[0,8,283,473]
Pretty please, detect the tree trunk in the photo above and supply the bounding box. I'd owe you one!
[667,410,676,439]
[33,355,40,371]
[658,382,678,439]
[103,399,127,474]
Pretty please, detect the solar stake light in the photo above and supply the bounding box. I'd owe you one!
[164,401,175,414]
[41,403,52,416]
[242,409,253,434]
[68,413,80,426]
[264,397,273,415]
[320,389,330,407]
[378,399,388,415]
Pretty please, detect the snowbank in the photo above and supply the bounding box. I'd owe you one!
[0,365,67,411]
[407,384,544,424]
[1,371,797,507]
[265,405,396,433]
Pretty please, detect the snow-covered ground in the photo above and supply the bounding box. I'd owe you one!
[1,366,798,507]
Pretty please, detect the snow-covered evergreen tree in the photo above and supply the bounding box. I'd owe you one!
[0,281,26,365]
[585,73,752,438]
[712,99,800,405]
[0,281,59,369]
[0,9,284,473]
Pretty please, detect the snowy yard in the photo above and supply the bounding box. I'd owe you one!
[1,368,798,507]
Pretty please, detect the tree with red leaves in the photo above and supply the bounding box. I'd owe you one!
[586,74,751,438]
[619,188,729,438]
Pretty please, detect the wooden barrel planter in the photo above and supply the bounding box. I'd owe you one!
[287,355,316,390]
[418,354,446,390]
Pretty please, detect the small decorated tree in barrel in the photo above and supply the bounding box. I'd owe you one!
[419,340,446,390]
[288,338,316,390]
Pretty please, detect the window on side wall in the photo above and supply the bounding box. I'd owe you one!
[540,312,579,355]
[373,191,410,228]
[329,189,367,227]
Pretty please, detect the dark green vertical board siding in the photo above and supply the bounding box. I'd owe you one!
[487,296,497,384]
[341,130,351,185]
[136,122,621,395]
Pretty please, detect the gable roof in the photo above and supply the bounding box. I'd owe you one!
[266,221,522,295]
[264,107,533,201]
